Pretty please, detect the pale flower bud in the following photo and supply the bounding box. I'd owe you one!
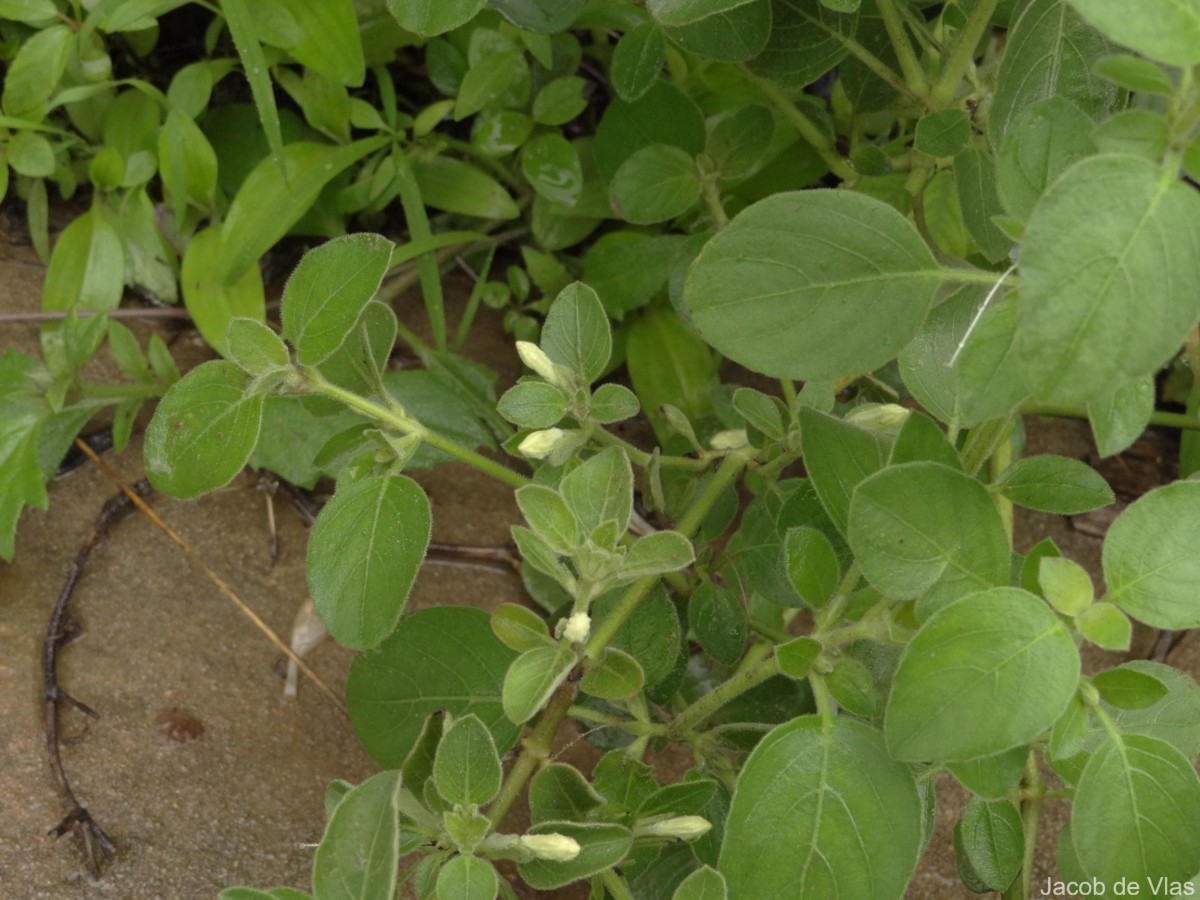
[516,341,567,387]
[643,816,712,840]
[562,611,591,644]
[845,403,910,434]
[518,428,565,459]
[519,833,581,862]
[709,429,749,450]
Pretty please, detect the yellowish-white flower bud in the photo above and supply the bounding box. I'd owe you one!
[518,428,565,459]
[845,403,910,434]
[709,429,749,450]
[562,611,591,644]
[643,816,712,841]
[519,833,581,862]
[516,341,568,388]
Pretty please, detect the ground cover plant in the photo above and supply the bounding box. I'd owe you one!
[5,0,1200,897]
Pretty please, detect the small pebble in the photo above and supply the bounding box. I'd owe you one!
[155,708,204,743]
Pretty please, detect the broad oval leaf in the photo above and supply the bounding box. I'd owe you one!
[609,144,701,225]
[1103,480,1200,629]
[885,587,1081,761]
[848,462,1010,618]
[611,22,666,102]
[540,282,612,384]
[307,474,432,650]
[312,770,402,900]
[997,97,1098,222]
[347,606,520,767]
[684,190,940,380]
[436,854,498,900]
[226,317,290,375]
[673,866,727,900]
[719,716,922,898]
[1072,733,1200,886]
[42,207,125,312]
[182,226,267,357]
[1068,0,1200,65]
[580,647,644,700]
[747,0,856,89]
[594,79,705,182]
[144,360,265,499]
[502,644,576,724]
[518,821,634,890]
[522,133,583,207]
[280,233,394,365]
[412,155,520,220]
[488,0,587,32]
[434,714,503,807]
[389,0,485,36]
[954,798,1024,892]
[1016,155,1200,405]
[688,582,748,665]
[995,454,1114,514]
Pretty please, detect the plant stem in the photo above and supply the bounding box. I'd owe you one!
[667,655,781,739]
[302,369,530,488]
[990,424,1014,542]
[740,68,859,182]
[874,0,931,99]
[567,705,665,736]
[584,450,752,660]
[809,672,835,726]
[1021,402,1200,432]
[588,424,711,471]
[961,415,1013,476]
[701,176,730,229]
[1003,750,1045,900]
[930,0,998,105]
[80,383,164,400]
[488,679,577,829]
[601,869,636,900]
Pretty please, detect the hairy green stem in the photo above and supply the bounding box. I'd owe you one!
[930,0,998,105]
[701,175,730,229]
[1022,402,1200,432]
[874,0,931,99]
[668,655,781,739]
[567,705,665,736]
[588,423,711,471]
[302,369,530,488]
[601,869,636,900]
[1003,751,1045,900]
[584,450,752,660]
[961,415,1013,477]
[488,679,577,828]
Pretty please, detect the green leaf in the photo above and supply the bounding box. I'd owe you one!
[497,382,567,429]
[0,352,50,561]
[522,133,583,207]
[182,226,267,357]
[1092,667,1169,710]
[997,97,1097,221]
[799,407,890,536]
[622,531,695,581]
[436,854,498,900]
[885,587,1080,761]
[144,361,264,499]
[0,0,58,24]
[580,647,644,699]
[639,779,717,817]
[610,144,701,225]
[516,484,577,554]
[889,410,961,470]
[647,0,756,27]
[1,23,70,118]
[502,644,576,724]
[1076,601,1132,651]
[488,0,586,32]
[490,604,552,653]
[989,0,1118,146]
[1093,109,1170,161]
[434,714,503,807]
[626,305,717,442]
[540,283,611,384]
[897,284,980,425]
[955,147,1014,264]
[827,657,880,718]
[518,821,633,889]
[731,388,785,441]
[706,105,774,182]
[784,526,841,607]
[222,0,286,178]
[720,717,922,898]
[455,49,523,121]
[559,447,633,535]
[592,584,683,688]
[995,454,1114,514]
[159,110,218,215]
[589,384,639,424]
[954,798,1023,892]
[533,76,588,126]
[947,747,1029,800]
[611,23,665,103]
[1072,734,1200,886]
[684,190,940,381]
[411,155,520,221]
[687,582,747,665]
[279,0,365,86]
[280,234,394,366]
[1093,53,1175,95]
[219,138,388,284]
[8,131,55,178]
[1069,0,1200,65]
[672,866,727,900]
[583,232,684,319]
[1038,556,1094,616]
[594,80,705,182]
[1019,151,1200,398]
[662,0,771,62]
[1087,376,1154,457]
[348,607,519,767]
[747,0,857,89]
[42,207,125,312]
[529,763,605,823]
[307,474,432,650]
[313,771,403,900]
[389,0,485,36]
[226,318,290,375]
[915,109,971,158]
[1103,480,1200,628]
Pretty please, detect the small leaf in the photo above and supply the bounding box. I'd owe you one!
[1038,556,1094,616]
[997,96,1097,221]
[412,155,520,220]
[389,0,485,36]
[1076,602,1132,651]
[995,454,1114,514]
[281,234,395,366]
[611,23,665,103]
[42,207,125,312]
[1093,53,1175,95]
[799,407,890,536]
[312,771,403,900]
[434,714,503,807]
[885,587,1080,761]
[775,636,822,679]
[914,109,971,158]
[1103,481,1200,628]
[182,226,267,357]
[436,854,498,900]
[594,79,705,183]
[589,384,639,424]
[706,104,774,181]
[622,531,695,581]
[609,144,701,225]
[955,147,1013,264]
[731,387,785,441]
[1091,668,1169,711]
[954,798,1023,892]
[307,474,432,650]
[672,865,727,900]
[529,764,605,824]
[784,526,841,607]
[502,644,576,724]
[516,484,578,554]
[827,657,880,718]
[490,604,553,652]
[144,361,264,499]
[521,133,583,207]
[580,647,644,700]
[1087,376,1154,457]
[497,382,567,429]
[539,282,612,384]
[1,23,70,117]
[532,76,588,125]
[559,446,632,535]
[687,582,747,665]
[226,318,289,375]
